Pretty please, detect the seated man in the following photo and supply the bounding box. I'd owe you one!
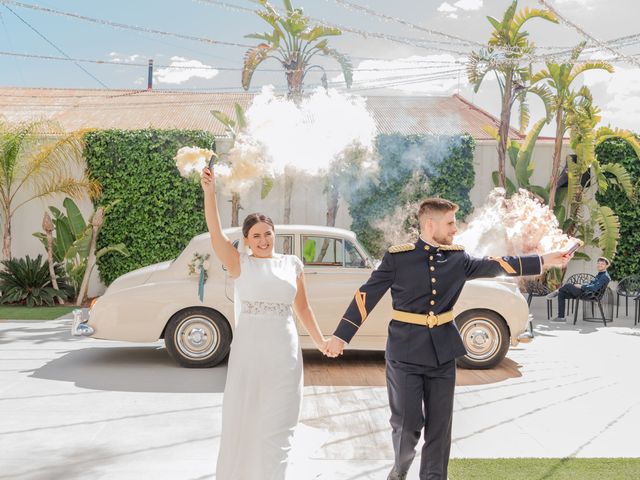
[548,257,611,322]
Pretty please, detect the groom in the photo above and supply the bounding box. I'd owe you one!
[325,197,571,480]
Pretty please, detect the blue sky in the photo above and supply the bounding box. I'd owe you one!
[1,0,639,133]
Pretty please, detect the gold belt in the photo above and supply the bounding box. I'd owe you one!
[392,309,454,328]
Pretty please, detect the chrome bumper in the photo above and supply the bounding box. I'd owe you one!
[71,308,94,336]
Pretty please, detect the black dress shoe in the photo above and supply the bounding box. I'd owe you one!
[387,469,407,480]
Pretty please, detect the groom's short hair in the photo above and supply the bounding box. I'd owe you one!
[418,198,459,220]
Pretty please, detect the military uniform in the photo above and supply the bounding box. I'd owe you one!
[333,237,542,480]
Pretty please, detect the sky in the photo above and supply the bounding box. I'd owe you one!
[1,0,639,135]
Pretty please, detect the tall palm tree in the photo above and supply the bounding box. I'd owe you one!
[530,42,614,209]
[0,120,100,260]
[561,89,639,260]
[243,0,354,224]
[467,0,557,188]
[242,0,353,98]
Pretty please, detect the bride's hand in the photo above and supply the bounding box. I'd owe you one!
[200,167,215,194]
[317,337,330,355]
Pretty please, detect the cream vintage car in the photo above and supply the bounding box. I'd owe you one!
[75,225,533,369]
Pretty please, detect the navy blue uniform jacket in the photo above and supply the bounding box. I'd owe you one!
[333,238,542,366]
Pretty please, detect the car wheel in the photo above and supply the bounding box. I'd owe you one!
[164,307,232,368]
[455,309,510,370]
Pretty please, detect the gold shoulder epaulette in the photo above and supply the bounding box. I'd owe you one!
[438,244,465,251]
[388,243,416,254]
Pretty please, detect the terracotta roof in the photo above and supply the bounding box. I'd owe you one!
[0,87,522,140]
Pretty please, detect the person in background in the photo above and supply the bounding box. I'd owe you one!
[548,257,611,322]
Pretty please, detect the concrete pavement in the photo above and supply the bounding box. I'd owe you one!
[1,298,639,479]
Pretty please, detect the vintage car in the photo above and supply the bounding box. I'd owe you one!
[76,225,533,369]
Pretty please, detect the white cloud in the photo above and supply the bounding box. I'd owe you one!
[334,54,468,95]
[453,0,483,11]
[109,52,142,63]
[438,0,482,17]
[133,77,145,86]
[581,65,640,133]
[154,56,219,84]
[437,2,457,13]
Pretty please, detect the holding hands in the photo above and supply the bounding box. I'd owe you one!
[322,336,345,358]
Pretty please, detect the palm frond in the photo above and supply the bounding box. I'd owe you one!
[242,43,275,90]
[511,7,558,36]
[568,61,614,84]
[600,162,635,199]
[595,126,640,160]
[316,45,353,87]
[593,205,620,260]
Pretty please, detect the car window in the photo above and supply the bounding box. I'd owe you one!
[344,240,367,268]
[275,235,294,255]
[302,236,343,266]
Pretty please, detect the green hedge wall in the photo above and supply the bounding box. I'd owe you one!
[85,129,215,285]
[349,134,475,257]
[595,137,640,281]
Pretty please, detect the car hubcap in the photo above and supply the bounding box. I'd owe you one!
[176,316,219,359]
[460,318,500,361]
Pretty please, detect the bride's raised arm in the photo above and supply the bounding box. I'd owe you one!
[201,167,240,277]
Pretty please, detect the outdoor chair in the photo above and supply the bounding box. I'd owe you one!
[634,295,639,326]
[616,274,640,318]
[523,279,553,319]
[564,273,596,315]
[573,282,613,327]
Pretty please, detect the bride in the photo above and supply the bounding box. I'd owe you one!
[201,166,329,479]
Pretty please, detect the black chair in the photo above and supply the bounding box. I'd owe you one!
[564,273,596,315]
[616,274,640,318]
[634,295,639,326]
[523,279,553,319]
[573,282,613,327]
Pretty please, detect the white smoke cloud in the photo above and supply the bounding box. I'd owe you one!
[228,86,377,178]
[155,56,219,84]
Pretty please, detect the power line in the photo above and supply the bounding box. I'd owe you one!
[0,0,254,48]
[0,50,472,73]
[538,0,640,68]
[2,4,108,88]
[328,0,482,47]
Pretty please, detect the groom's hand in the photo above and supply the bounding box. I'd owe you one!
[325,336,345,358]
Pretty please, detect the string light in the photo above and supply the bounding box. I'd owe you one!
[538,0,640,68]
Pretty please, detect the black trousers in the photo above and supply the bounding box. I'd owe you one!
[558,283,582,317]
[386,358,456,480]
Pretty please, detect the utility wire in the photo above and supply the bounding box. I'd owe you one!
[0,0,253,48]
[3,4,108,87]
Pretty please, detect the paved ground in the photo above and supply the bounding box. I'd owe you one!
[1,298,639,479]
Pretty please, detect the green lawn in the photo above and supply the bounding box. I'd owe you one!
[449,458,640,479]
[0,305,76,320]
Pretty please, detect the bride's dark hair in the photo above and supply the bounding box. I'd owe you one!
[242,213,275,238]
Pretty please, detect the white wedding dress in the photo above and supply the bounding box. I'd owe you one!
[216,252,304,480]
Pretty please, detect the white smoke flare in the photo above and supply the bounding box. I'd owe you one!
[456,188,573,257]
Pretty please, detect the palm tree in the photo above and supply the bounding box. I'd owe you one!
[243,0,354,224]
[467,0,557,188]
[0,120,100,260]
[242,0,353,98]
[560,89,639,260]
[530,42,614,210]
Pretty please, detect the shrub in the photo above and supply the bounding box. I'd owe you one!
[0,255,72,307]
